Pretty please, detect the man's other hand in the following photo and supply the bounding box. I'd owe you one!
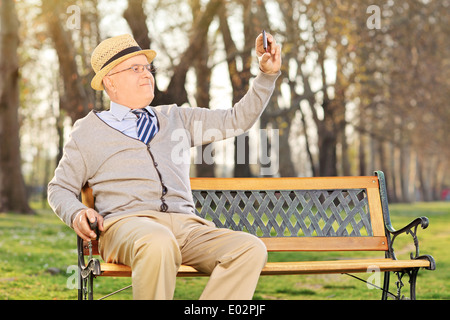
[73,208,104,241]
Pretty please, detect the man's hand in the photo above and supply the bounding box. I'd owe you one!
[73,208,104,241]
[256,32,281,74]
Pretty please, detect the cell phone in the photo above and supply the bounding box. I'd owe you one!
[262,30,268,53]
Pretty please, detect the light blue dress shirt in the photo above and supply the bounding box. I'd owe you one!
[96,102,159,141]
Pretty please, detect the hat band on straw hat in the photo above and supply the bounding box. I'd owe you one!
[101,46,142,70]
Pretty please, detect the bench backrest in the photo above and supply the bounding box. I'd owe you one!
[190,176,388,252]
[81,174,389,254]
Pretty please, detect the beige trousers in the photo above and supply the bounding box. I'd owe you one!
[99,211,267,300]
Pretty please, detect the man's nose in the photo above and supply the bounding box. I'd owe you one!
[142,66,153,78]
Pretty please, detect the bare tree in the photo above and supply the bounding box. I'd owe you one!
[41,0,95,124]
[218,0,260,177]
[0,0,33,214]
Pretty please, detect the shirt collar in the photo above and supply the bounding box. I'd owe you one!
[110,101,156,121]
[143,106,156,117]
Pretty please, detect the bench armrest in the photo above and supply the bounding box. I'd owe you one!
[386,217,435,270]
[387,216,428,236]
[374,171,435,270]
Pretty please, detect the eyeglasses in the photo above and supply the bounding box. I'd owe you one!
[108,64,156,76]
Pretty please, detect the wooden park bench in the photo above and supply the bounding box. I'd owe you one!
[77,171,435,300]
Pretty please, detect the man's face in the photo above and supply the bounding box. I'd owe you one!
[104,54,155,109]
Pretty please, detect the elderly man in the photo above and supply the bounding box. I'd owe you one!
[48,33,281,300]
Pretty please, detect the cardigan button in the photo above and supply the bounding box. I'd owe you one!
[160,202,168,212]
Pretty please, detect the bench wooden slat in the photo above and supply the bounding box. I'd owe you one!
[82,240,99,256]
[81,186,94,209]
[190,176,379,191]
[366,187,386,236]
[261,236,388,252]
[99,263,207,277]
[84,236,389,256]
[99,258,431,278]
[260,259,431,275]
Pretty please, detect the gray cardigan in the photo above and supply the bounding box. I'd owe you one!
[48,71,279,227]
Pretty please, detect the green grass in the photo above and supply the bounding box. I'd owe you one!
[0,202,449,300]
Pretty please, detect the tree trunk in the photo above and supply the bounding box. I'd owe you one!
[399,142,412,203]
[388,142,398,203]
[317,98,339,177]
[191,0,215,177]
[318,128,338,177]
[0,0,33,214]
[277,120,296,177]
[218,1,253,177]
[42,0,93,124]
[340,125,351,176]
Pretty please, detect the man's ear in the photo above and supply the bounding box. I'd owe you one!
[103,76,115,93]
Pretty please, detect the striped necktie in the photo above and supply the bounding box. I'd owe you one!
[132,109,157,145]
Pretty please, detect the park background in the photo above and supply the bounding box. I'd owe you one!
[0,0,449,300]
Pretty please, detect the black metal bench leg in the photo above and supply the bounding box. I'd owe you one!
[89,273,94,300]
[77,236,85,300]
[409,268,419,300]
[77,267,95,300]
[393,268,421,300]
[381,271,390,300]
[78,268,83,300]
[77,235,100,300]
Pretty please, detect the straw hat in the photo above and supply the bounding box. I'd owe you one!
[90,34,156,91]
